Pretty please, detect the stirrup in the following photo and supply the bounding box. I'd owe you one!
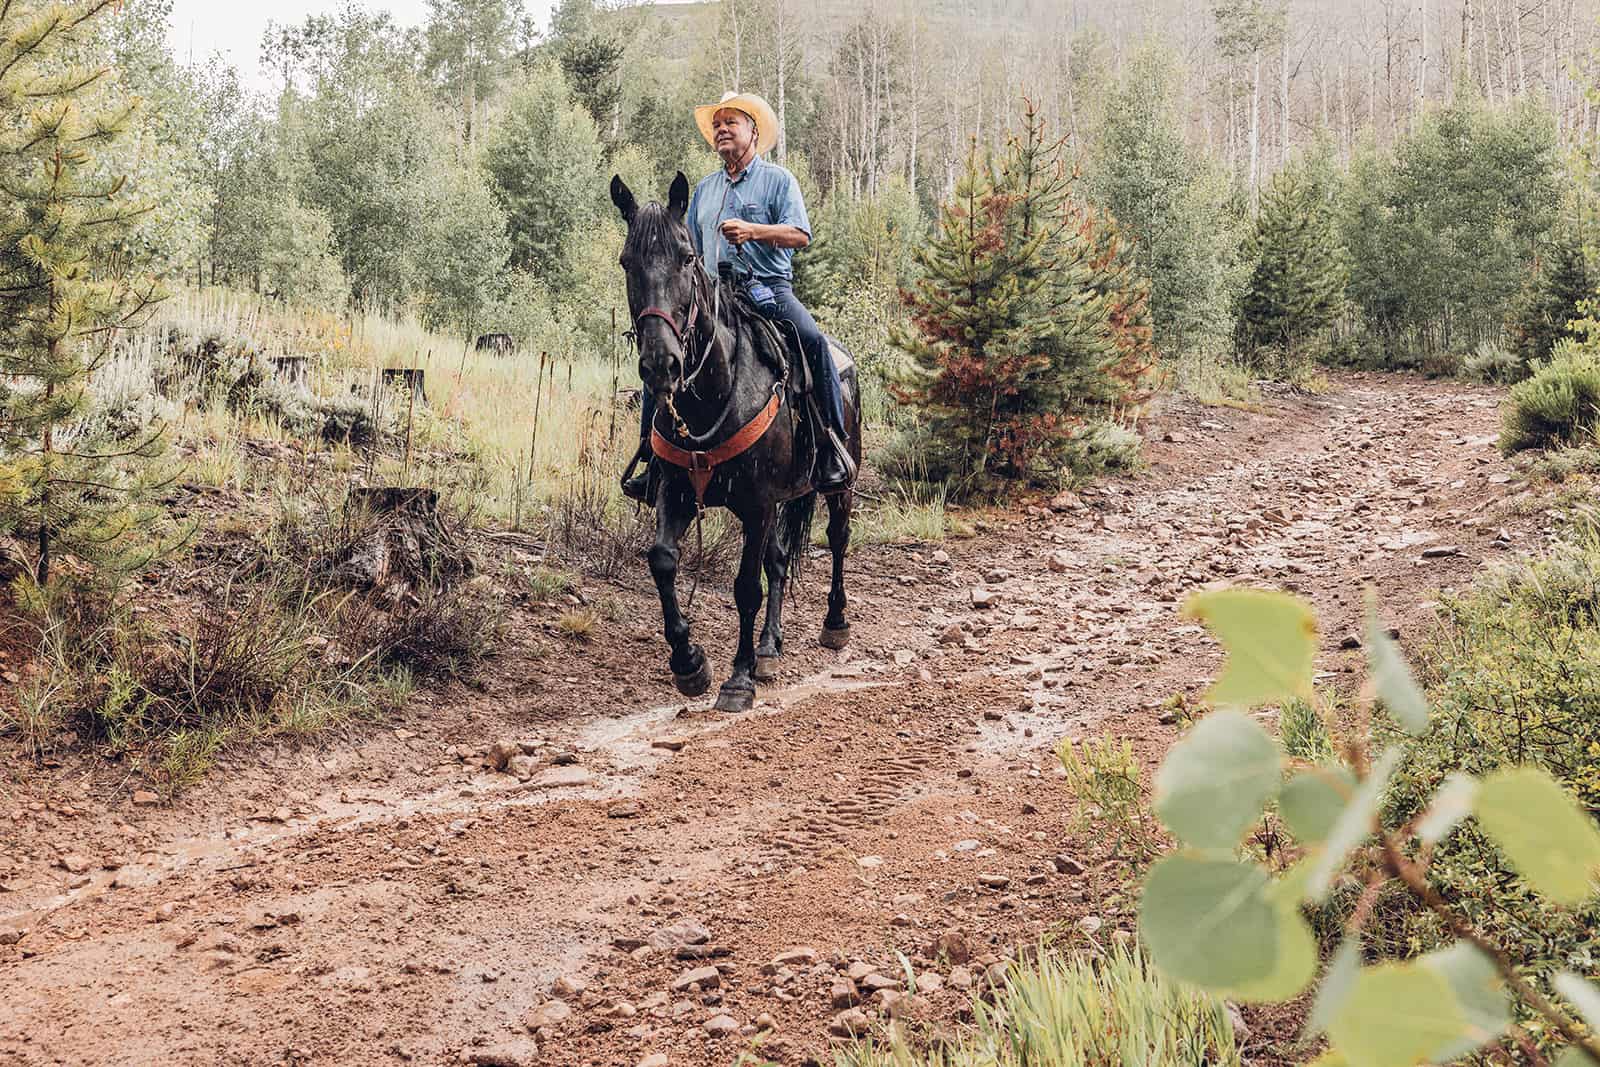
[620,441,653,503]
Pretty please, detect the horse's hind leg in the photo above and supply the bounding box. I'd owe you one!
[649,492,710,696]
[756,531,788,682]
[820,489,852,649]
[715,507,774,712]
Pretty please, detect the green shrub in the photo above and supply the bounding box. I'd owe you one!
[839,946,1240,1067]
[1463,339,1523,385]
[1370,521,1600,975]
[254,380,375,446]
[1063,421,1143,479]
[1500,342,1600,454]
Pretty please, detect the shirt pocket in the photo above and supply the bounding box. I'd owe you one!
[738,201,768,224]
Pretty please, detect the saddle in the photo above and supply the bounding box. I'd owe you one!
[646,283,851,506]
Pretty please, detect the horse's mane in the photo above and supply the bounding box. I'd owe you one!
[622,202,686,258]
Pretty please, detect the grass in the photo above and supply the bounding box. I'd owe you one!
[148,288,636,528]
[846,482,975,545]
[556,608,598,639]
[1529,444,1600,483]
[837,945,1240,1067]
[1171,349,1261,409]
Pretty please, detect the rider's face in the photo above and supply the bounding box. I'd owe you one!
[712,108,756,164]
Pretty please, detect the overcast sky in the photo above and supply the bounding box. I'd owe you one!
[165,1,559,89]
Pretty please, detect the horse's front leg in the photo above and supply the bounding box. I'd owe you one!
[820,489,853,650]
[649,489,710,696]
[755,512,792,682]
[714,506,775,712]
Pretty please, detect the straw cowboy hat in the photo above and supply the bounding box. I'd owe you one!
[694,91,780,152]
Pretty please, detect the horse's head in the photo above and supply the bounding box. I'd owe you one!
[612,172,701,396]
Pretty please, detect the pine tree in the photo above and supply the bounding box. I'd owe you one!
[1509,226,1590,375]
[891,133,1057,484]
[892,101,1153,487]
[0,1,171,584]
[1236,165,1347,367]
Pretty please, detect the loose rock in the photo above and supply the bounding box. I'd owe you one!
[522,999,572,1031]
[671,965,720,991]
[829,1008,870,1038]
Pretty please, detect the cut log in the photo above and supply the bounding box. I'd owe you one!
[327,487,471,598]
[381,368,426,403]
[271,356,310,387]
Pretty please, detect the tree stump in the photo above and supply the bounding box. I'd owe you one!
[327,487,471,598]
[271,356,309,387]
[475,333,516,356]
[381,368,426,403]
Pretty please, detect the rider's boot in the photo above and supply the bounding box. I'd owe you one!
[620,439,653,503]
[814,421,856,495]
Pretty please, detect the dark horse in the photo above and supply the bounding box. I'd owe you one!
[610,172,862,712]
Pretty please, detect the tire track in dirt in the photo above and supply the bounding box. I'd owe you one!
[0,374,1550,1067]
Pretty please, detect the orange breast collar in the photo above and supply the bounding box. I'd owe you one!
[651,391,784,505]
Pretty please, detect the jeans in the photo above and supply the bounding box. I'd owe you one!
[640,279,847,439]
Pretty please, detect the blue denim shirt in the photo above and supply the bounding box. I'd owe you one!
[688,156,810,282]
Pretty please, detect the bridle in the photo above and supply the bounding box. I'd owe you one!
[630,264,720,399]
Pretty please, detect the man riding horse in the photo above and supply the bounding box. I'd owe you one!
[621,90,855,501]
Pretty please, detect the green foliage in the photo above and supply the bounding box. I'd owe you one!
[838,945,1241,1067]
[1058,734,1151,857]
[1501,343,1600,454]
[0,0,181,584]
[891,101,1154,491]
[1139,584,1600,1066]
[1340,95,1562,364]
[482,61,606,284]
[1152,708,1281,850]
[1508,227,1591,378]
[1087,45,1243,355]
[1236,161,1348,369]
[1463,338,1523,385]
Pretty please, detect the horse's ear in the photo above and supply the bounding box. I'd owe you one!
[668,172,690,218]
[610,175,637,223]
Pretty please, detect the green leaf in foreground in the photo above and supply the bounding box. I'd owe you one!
[1184,588,1317,708]
[1306,938,1361,1038]
[1327,962,1468,1067]
[1417,773,1478,846]
[1153,709,1282,850]
[1226,886,1316,1002]
[1365,612,1429,735]
[1308,748,1402,899]
[1475,767,1600,906]
[1555,971,1600,1032]
[1419,943,1509,1060]
[1281,767,1354,846]
[1140,855,1276,990]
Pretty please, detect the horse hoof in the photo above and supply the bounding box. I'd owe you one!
[755,655,781,682]
[713,685,755,713]
[819,623,851,650]
[673,659,713,697]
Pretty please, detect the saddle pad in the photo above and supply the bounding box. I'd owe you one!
[826,337,855,375]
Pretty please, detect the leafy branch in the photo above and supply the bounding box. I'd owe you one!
[1136,588,1600,1067]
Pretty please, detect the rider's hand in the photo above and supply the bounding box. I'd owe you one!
[719,218,757,246]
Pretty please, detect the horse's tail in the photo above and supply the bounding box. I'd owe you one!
[778,492,817,594]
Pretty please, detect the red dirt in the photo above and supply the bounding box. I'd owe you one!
[0,373,1551,1066]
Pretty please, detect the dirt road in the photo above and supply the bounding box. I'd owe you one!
[0,374,1545,1066]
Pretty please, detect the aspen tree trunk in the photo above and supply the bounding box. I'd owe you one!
[1250,45,1261,212]
[1279,28,1290,166]
[1416,0,1428,109]
[775,0,787,160]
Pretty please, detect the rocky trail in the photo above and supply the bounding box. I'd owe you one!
[0,373,1551,1067]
